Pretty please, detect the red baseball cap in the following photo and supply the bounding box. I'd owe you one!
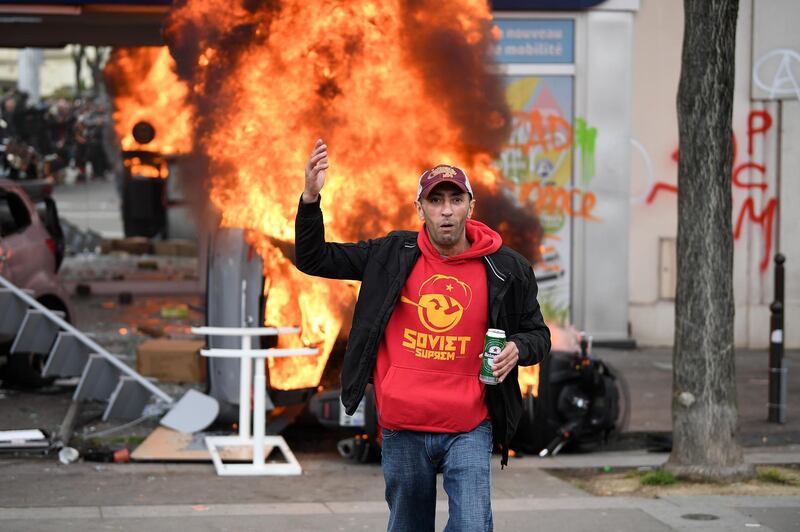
[417,164,474,200]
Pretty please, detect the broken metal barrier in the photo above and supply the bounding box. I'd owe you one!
[0,274,219,445]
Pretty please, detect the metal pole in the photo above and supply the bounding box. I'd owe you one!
[253,353,266,468]
[768,253,785,423]
[56,400,82,448]
[239,335,252,440]
[238,280,251,440]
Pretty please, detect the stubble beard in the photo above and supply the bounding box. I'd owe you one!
[429,220,466,253]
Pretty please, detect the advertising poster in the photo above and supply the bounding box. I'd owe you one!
[495,75,573,326]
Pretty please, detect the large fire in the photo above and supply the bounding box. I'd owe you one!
[108,1,548,394]
[104,47,193,156]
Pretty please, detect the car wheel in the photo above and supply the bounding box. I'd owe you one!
[0,349,55,388]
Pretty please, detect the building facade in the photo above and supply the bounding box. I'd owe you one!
[492,0,798,348]
[3,0,797,348]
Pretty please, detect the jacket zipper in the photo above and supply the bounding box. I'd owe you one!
[485,256,511,326]
[355,241,419,405]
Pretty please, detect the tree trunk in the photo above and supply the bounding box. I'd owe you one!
[71,45,86,98]
[666,0,750,481]
[96,64,125,190]
[87,47,110,97]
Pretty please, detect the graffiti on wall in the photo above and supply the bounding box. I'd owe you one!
[497,77,599,231]
[753,49,800,100]
[645,109,778,272]
[495,76,598,326]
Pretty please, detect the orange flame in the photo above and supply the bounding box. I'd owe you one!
[106,3,551,398]
[105,47,194,155]
[162,0,511,391]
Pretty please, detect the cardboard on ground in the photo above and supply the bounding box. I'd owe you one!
[132,426,253,462]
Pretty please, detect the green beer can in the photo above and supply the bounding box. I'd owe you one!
[479,328,506,385]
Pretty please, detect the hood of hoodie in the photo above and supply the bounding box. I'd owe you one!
[418,219,502,263]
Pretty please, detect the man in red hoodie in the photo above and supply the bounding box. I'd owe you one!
[296,139,550,532]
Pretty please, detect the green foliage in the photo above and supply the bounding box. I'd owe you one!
[640,469,678,486]
[46,85,76,100]
[757,467,800,486]
[539,295,568,327]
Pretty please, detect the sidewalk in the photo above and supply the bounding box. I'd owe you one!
[52,180,123,239]
[1,448,799,531]
[2,339,799,530]
[594,347,800,447]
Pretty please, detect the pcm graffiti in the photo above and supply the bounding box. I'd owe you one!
[645,109,778,273]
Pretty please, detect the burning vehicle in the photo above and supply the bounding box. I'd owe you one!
[101,0,626,457]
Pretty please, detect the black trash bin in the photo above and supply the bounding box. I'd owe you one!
[121,150,167,238]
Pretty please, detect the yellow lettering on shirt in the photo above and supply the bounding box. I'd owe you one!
[429,335,441,350]
[403,328,472,361]
[402,329,417,350]
[457,336,470,355]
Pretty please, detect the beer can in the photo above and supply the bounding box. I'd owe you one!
[479,328,506,385]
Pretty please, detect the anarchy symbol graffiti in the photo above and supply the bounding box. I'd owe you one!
[753,49,800,100]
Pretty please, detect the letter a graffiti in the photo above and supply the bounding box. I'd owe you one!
[753,49,800,100]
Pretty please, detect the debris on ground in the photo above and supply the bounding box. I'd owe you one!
[58,221,199,284]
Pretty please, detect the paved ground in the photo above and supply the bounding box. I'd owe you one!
[595,347,800,447]
[2,343,799,531]
[52,180,123,238]
[1,449,800,531]
[1,180,798,530]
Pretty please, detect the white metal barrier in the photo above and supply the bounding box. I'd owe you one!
[191,326,318,476]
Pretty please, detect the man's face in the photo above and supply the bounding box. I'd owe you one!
[415,182,475,252]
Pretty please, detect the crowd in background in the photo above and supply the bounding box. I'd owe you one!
[1,89,111,183]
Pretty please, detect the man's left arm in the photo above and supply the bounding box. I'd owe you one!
[490,267,551,382]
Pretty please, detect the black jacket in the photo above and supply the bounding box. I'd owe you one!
[295,196,551,465]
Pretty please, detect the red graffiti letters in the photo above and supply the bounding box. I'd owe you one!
[646,109,777,272]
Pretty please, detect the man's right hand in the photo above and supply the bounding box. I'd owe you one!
[303,138,328,203]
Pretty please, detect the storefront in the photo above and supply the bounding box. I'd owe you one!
[492,0,639,344]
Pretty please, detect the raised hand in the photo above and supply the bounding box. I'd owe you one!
[303,138,329,203]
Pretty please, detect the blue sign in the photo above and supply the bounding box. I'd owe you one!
[492,19,574,64]
[491,0,607,9]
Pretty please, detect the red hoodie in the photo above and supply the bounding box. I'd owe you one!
[373,220,503,432]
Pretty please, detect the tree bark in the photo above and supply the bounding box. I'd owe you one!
[87,47,110,97]
[666,0,751,481]
[71,45,86,98]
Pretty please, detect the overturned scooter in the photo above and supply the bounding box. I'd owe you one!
[533,333,628,457]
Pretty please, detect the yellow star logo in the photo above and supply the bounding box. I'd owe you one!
[446,284,454,292]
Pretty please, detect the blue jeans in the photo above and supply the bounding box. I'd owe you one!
[381,420,493,532]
